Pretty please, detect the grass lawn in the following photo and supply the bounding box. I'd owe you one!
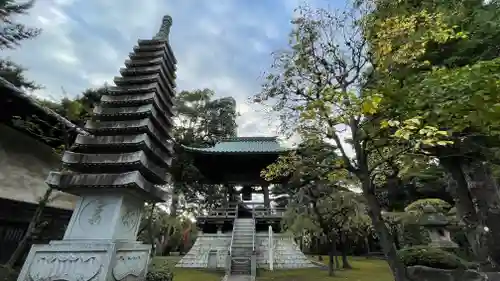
[151,255,392,281]
[257,256,392,281]
[150,256,224,281]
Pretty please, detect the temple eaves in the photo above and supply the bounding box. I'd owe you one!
[181,136,295,154]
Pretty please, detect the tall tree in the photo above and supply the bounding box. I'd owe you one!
[256,2,464,279]
[169,89,237,219]
[366,0,500,268]
[0,0,41,91]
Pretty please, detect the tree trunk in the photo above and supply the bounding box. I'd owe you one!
[147,204,156,257]
[6,187,53,268]
[340,232,352,269]
[467,161,500,268]
[362,182,408,281]
[262,183,271,209]
[365,237,370,254]
[392,225,401,250]
[328,240,336,276]
[440,157,490,268]
[169,189,179,217]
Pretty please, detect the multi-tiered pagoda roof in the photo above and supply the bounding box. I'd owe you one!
[46,16,176,203]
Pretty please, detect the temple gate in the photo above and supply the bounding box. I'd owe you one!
[176,137,315,276]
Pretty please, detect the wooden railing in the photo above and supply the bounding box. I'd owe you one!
[208,207,237,217]
[239,202,286,217]
[252,208,286,218]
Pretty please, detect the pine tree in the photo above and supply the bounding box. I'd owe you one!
[0,0,41,49]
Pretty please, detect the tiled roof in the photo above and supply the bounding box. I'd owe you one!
[182,136,293,154]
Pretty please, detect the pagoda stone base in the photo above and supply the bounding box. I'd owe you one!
[17,240,151,281]
[176,233,232,269]
[176,233,315,270]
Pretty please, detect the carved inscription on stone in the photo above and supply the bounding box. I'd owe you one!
[113,252,148,281]
[78,199,107,230]
[121,206,141,232]
[28,254,102,281]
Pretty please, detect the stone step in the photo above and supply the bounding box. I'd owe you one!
[232,251,253,256]
[233,244,254,248]
[233,234,253,238]
[232,244,252,247]
[231,268,250,273]
[232,244,254,248]
[233,237,254,241]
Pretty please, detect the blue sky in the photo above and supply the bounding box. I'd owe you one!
[5,0,339,137]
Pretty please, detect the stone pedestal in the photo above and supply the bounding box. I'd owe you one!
[63,194,143,241]
[17,240,151,281]
[17,193,152,281]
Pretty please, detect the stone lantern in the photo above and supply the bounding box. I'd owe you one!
[419,205,457,249]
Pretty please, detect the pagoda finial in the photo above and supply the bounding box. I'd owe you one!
[155,15,172,40]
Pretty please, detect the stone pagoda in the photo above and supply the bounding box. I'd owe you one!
[16,15,177,281]
[176,137,315,276]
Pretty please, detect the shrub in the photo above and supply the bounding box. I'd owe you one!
[146,270,174,281]
[0,266,18,281]
[405,198,451,214]
[398,246,469,270]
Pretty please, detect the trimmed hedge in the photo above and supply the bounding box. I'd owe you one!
[398,246,469,270]
[146,270,174,281]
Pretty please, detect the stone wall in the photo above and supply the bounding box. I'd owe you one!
[177,232,315,269]
[176,233,232,268]
[255,233,315,269]
[0,124,78,210]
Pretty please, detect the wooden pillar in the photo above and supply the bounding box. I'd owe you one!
[262,183,270,209]
[223,184,228,208]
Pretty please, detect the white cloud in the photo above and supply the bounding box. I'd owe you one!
[4,0,331,140]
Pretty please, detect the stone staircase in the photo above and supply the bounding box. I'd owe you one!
[230,218,255,275]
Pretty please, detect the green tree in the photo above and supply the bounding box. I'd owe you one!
[0,59,39,90]
[269,140,367,275]
[256,1,465,279]
[366,0,500,267]
[169,89,238,217]
[0,0,41,91]
[0,0,41,49]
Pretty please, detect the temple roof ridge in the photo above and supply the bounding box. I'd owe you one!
[182,135,293,154]
[221,136,278,142]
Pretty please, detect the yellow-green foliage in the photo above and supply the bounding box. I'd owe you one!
[405,198,451,215]
[368,9,466,69]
